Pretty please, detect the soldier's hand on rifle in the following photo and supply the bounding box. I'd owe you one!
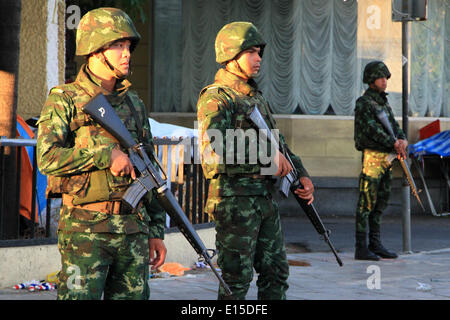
[110,147,136,179]
[274,149,293,177]
[399,139,408,152]
[294,177,315,205]
[394,139,408,159]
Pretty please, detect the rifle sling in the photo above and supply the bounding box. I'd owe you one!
[125,94,145,142]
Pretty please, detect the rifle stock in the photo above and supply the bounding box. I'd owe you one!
[83,93,232,296]
[247,105,343,267]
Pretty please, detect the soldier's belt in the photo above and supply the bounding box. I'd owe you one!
[238,174,267,179]
[62,194,131,215]
[212,173,268,180]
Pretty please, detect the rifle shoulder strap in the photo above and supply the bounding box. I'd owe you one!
[124,94,145,142]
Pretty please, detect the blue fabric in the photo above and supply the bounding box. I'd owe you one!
[16,122,47,216]
[409,130,450,157]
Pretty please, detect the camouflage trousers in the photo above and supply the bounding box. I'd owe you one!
[355,150,393,234]
[56,231,149,300]
[210,194,289,300]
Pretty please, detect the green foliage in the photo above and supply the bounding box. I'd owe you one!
[67,0,148,23]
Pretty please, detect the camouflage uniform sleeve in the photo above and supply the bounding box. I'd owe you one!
[144,194,166,239]
[354,97,397,151]
[37,90,113,176]
[197,90,231,178]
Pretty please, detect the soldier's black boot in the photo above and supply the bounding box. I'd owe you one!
[368,232,398,259]
[355,232,380,261]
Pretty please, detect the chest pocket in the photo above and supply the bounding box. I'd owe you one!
[233,100,254,130]
[64,95,140,203]
[220,88,273,131]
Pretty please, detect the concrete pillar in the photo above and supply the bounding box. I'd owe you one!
[18,0,65,121]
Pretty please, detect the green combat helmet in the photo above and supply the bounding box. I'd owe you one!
[363,61,391,84]
[75,7,141,56]
[215,21,266,64]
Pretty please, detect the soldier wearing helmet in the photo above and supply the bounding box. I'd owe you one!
[37,8,166,299]
[353,60,408,261]
[197,22,314,300]
[75,7,141,80]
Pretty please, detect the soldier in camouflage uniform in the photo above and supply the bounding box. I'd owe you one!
[354,61,408,261]
[197,22,314,300]
[37,8,166,299]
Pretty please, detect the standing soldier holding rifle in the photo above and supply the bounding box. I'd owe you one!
[197,21,315,300]
[36,8,167,299]
[354,61,408,261]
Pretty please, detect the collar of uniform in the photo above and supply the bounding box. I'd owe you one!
[214,68,258,96]
[364,87,388,104]
[75,64,132,98]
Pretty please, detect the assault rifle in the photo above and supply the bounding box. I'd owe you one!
[376,110,425,212]
[247,106,343,267]
[83,93,232,296]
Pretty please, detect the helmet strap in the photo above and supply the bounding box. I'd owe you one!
[227,60,252,80]
[100,52,127,80]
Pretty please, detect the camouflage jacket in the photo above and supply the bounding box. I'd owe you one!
[37,64,165,238]
[354,87,406,153]
[197,68,309,197]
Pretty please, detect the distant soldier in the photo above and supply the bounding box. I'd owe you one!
[354,61,408,261]
[197,21,314,299]
[37,8,166,299]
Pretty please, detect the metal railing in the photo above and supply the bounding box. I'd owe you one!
[0,137,210,247]
[0,138,54,247]
[153,137,210,228]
